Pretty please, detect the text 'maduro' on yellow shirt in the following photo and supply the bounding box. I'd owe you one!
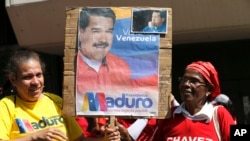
[0,93,82,140]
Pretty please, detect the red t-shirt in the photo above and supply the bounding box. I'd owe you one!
[152,106,235,141]
[76,52,132,93]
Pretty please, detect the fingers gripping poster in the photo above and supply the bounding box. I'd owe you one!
[76,7,165,116]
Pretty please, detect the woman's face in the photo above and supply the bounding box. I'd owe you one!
[9,59,44,102]
[179,69,210,106]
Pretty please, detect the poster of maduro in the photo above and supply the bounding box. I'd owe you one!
[76,7,163,116]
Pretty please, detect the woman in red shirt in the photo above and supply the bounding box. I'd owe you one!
[152,61,236,141]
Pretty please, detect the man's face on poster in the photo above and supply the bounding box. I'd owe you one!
[151,12,165,27]
[79,15,114,61]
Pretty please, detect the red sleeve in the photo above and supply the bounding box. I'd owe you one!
[151,119,164,141]
[75,117,98,138]
[98,117,107,126]
[137,118,157,141]
[217,106,236,141]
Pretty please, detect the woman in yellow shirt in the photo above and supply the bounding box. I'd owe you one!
[0,48,120,141]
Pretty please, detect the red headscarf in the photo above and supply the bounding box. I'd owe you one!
[185,61,220,101]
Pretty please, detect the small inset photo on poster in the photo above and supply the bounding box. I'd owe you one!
[131,8,168,34]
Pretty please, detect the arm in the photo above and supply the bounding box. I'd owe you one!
[116,121,133,141]
[116,118,155,141]
[0,127,68,141]
[217,106,235,141]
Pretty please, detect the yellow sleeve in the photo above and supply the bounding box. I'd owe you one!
[64,116,83,141]
[0,96,15,140]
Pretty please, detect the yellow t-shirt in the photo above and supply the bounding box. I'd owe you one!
[0,93,82,140]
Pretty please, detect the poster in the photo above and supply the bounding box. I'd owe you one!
[75,7,161,117]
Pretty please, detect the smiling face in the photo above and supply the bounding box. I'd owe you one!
[179,69,211,107]
[79,15,114,61]
[9,59,44,102]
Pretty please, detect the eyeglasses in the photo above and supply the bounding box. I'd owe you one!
[178,77,207,87]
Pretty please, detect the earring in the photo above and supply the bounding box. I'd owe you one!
[10,86,15,93]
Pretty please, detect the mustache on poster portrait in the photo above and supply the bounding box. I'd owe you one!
[93,42,109,48]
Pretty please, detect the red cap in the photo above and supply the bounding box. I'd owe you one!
[186,61,220,101]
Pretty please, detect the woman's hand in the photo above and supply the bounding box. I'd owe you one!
[115,121,132,141]
[104,124,121,141]
[28,127,68,141]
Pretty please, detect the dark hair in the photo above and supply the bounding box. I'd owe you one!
[4,48,46,79]
[153,10,166,19]
[0,80,12,98]
[79,7,116,30]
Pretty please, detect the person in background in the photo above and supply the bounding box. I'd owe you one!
[75,117,103,138]
[142,10,166,33]
[210,93,237,123]
[152,61,235,141]
[0,48,120,141]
